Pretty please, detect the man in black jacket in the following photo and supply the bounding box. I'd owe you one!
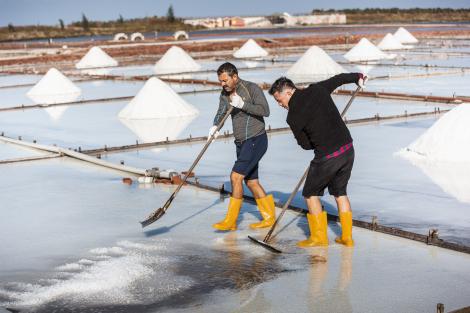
[268,73,366,248]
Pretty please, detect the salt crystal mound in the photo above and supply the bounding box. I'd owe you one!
[344,38,389,62]
[233,39,268,59]
[26,68,81,105]
[399,104,470,163]
[118,77,199,119]
[75,46,118,69]
[154,46,201,75]
[286,46,345,83]
[378,33,405,50]
[394,27,419,44]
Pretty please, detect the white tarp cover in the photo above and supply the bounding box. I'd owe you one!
[344,38,389,62]
[154,46,201,75]
[233,39,269,59]
[286,46,345,83]
[75,47,118,69]
[118,77,199,119]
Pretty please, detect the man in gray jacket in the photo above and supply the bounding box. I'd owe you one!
[209,62,275,231]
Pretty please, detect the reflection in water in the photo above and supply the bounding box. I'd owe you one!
[119,115,196,153]
[242,60,261,68]
[307,247,353,313]
[354,63,376,76]
[405,157,470,204]
[27,92,81,121]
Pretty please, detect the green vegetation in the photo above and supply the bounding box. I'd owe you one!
[311,8,470,24]
[167,5,175,23]
[0,9,200,42]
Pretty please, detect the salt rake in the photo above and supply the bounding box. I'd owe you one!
[249,85,362,253]
[140,106,233,227]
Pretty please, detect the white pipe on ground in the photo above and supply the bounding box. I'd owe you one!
[0,135,146,176]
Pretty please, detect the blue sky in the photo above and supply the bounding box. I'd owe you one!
[1,0,469,27]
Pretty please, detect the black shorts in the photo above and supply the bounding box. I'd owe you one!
[302,147,355,198]
[232,132,268,181]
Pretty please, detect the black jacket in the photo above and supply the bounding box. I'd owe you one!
[286,73,359,159]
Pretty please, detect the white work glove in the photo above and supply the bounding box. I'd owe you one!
[357,73,368,89]
[230,93,245,109]
[207,125,219,142]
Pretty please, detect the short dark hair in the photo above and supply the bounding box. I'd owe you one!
[269,77,296,95]
[217,62,238,77]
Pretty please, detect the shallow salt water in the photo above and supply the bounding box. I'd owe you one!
[0,89,451,150]
[101,117,470,246]
[0,156,469,313]
[1,40,470,312]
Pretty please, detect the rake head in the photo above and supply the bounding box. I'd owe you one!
[248,235,282,254]
[140,207,166,228]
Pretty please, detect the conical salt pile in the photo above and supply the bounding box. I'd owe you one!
[399,104,470,163]
[286,46,345,83]
[75,46,118,69]
[344,38,389,62]
[118,77,199,119]
[394,27,418,44]
[378,33,405,50]
[26,68,81,105]
[233,39,268,59]
[154,46,201,75]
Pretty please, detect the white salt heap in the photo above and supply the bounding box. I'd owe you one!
[118,77,198,119]
[233,39,268,59]
[27,68,81,105]
[344,38,389,62]
[75,47,118,69]
[286,46,345,83]
[154,46,201,75]
[378,33,405,50]
[400,104,470,163]
[397,104,470,203]
[394,27,418,44]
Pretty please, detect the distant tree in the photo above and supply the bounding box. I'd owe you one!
[59,19,65,30]
[8,23,15,32]
[167,5,175,23]
[81,13,90,31]
[118,14,124,24]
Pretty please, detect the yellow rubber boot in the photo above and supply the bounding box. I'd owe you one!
[250,194,276,229]
[297,211,329,248]
[335,211,354,247]
[213,197,243,231]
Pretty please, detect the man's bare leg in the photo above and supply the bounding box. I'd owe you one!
[230,171,245,199]
[305,196,323,215]
[245,179,267,199]
[334,196,351,213]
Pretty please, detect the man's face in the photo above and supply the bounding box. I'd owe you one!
[218,72,238,93]
[273,89,293,110]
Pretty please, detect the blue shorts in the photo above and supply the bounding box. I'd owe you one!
[232,132,268,181]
